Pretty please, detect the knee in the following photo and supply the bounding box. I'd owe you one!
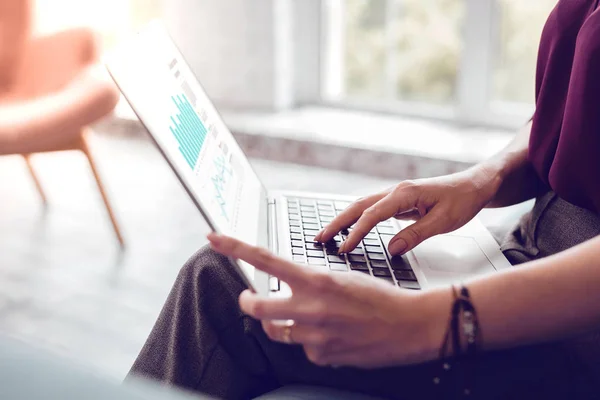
[178,245,245,292]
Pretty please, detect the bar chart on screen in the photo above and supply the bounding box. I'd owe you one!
[168,94,207,169]
[166,89,243,232]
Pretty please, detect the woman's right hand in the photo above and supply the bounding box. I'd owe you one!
[315,165,503,256]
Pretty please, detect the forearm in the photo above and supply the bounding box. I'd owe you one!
[474,120,546,208]
[422,236,600,356]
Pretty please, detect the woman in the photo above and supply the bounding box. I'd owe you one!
[129,1,600,398]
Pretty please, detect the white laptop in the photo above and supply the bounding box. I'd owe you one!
[106,22,512,297]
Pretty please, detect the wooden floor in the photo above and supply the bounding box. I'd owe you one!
[0,130,395,379]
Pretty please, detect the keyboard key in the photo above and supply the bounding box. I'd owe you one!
[301,211,317,218]
[320,217,333,223]
[307,250,325,258]
[363,238,380,247]
[377,226,397,235]
[390,255,413,271]
[293,255,305,263]
[398,280,420,290]
[289,214,301,221]
[302,217,318,224]
[365,232,379,240]
[372,268,392,278]
[305,235,316,243]
[330,263,349,272]
[325,238,340,246]
[269,277,280,291]
[325,247,340,255]
[292,248,304,256]
[308,258,326,266]
[318,211,335,218]
[350,262,369,271]
[289,220,301,228]
[365,245,383,254]
[303,223,320,231]
[394,270,417,281]
[348,248,364,256]
[378,277,396,285]
[367,253,387,261]
[300,200,315,206]
[291,240,304,248]
[327,255,346,264]
[348,254,367,263]
[377,220,394,228]
[290,233,303,241]
[290,226,302,234]
[306,242,323,251]
[370,260,389,269]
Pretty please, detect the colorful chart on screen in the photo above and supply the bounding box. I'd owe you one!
[166,59,245,233]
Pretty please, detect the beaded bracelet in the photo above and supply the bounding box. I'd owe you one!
[435,285,482,396]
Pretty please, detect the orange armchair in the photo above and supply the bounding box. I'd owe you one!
[0,0,124,246]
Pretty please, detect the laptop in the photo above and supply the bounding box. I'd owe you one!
[106,22,512,297]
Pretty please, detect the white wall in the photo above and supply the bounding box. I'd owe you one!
[165,0,293,111]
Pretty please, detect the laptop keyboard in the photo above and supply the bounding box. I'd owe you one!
[286,197,421,290]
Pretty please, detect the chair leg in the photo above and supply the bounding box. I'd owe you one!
[24,155,48,206]
[79,134,125,248]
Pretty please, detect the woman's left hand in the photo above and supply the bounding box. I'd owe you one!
[208,233,446,369]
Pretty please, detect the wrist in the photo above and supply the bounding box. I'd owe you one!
[410,289,454,363]
[467,162,505,207]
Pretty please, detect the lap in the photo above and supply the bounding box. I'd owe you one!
[187,247,595,400]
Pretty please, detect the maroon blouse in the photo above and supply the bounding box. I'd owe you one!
[530,0,600,213]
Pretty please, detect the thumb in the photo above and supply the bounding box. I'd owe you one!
[387,210,447,255]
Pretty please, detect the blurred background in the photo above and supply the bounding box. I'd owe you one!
[1,0,555,381]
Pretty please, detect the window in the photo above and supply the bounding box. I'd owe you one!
[323,0,558,128]
[35,0,162,50]
[493,0,558,105]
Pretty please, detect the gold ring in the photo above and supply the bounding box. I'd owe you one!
[282,321,295,344]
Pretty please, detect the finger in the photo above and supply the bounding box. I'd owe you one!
[315,193,386,243]
[394,209,422,221]
[387,208,448,255]
[208,233,310,286]
[339,188,419,253]
[262,320,333,346]
[240,290,323,323]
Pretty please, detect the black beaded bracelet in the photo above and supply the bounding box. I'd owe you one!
[435,284,482,396]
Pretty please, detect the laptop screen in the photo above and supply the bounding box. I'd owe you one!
[106,23,265,248]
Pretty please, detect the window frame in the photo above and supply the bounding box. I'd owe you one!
[318,0,537,130]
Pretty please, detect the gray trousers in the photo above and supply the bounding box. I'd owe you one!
[130,193,600,399]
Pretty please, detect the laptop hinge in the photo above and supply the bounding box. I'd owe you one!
[267,199,278,254]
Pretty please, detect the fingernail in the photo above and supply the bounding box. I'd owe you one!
[388,238,408,255]
[338,242,346,254]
